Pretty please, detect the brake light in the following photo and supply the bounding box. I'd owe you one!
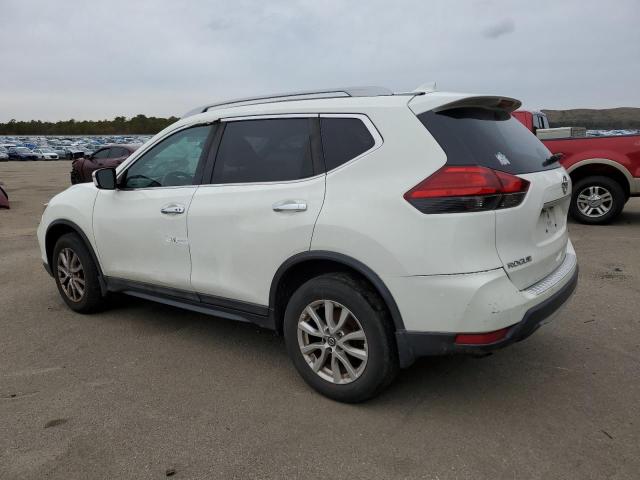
[404,166,530,214]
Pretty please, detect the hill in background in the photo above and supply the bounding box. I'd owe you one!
[542,107,640,130]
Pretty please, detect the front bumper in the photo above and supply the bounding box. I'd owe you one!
[395,265,578,367]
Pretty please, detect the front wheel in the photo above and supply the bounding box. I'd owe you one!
[569,176,625,225]
[52,233,105,313]
[284,273,398,403]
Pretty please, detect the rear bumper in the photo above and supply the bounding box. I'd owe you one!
[395,265,578,367]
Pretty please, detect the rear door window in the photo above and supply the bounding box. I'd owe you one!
[93,148,111,159]
[320,117,375,171]
[418,108,557,174]
[110,147,128,157]
[212,118,314,183]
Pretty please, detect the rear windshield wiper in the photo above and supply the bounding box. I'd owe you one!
[543,152,564,167]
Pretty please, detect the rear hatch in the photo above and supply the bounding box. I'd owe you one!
[417,100,570,289]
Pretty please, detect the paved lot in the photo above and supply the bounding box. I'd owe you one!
[1,161,639,479]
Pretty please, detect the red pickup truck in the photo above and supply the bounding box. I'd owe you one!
[513,110,640,224]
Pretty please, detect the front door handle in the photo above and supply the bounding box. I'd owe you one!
[161,204,185,215]
[272,200,307,212]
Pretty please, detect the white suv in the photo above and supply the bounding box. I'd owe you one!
[37,86,578,402]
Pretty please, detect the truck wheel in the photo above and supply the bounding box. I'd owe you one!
[570,176,625,225]
[283,273,398,403]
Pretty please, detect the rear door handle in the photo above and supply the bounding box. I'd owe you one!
[272,200,307,212]
[161,204,185,215]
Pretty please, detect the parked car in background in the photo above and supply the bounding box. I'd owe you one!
[70,144,138,184]
[0,147,9,161]
[8,147,38,161]
[39,86,578,402]
[65,147,86,160]
[32,147,60,160]
[51,146,69,158]
[513,110,640,224]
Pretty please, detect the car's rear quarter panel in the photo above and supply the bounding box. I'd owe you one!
[311,104,503,277]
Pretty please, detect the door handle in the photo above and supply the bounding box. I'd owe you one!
[272,200,307,212]
[161,204,185,215]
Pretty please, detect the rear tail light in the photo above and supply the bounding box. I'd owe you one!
[404,165,530,214]
[455,327,510,345]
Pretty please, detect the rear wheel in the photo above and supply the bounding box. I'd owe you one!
[52,233,105,313]
[570,176,625,225]
[284,273,398,403]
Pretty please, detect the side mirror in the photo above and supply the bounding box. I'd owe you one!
[93,168,117,190]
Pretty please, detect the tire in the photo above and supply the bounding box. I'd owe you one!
[52,233,105,313]
[569,176,625,225]
[284,273,398,403]
[70,168,81,185]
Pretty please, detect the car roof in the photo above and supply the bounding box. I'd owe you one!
[99,144,139,150]
[182,86,398,118]
[178,86,520,127]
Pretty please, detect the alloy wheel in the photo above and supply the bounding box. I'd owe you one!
[576,185,613,218]
[297,300,368,384]
[57,248,85,302]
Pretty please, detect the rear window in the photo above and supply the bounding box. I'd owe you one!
[418,108,558,174]
[320,117,375,171]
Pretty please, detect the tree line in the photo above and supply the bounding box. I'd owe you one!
[0,115,179,135]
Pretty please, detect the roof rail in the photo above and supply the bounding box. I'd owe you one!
[182,86,393,118]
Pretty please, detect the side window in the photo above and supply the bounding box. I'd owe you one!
[320,117,375,171]
[123,125,213,189]
[110,147,126,158]
[532,115,540,130]
[93,148,110,159]
[533,114,548,130]
[212,118,313,184]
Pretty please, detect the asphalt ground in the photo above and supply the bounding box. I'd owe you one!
[1,161,639,479]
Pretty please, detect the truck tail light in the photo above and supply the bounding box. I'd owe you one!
[404,166,530,214]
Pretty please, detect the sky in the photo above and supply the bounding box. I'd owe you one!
[1,0,639,122]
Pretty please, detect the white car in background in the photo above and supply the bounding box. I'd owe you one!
[37,85,578,402]
[32,147,60,160]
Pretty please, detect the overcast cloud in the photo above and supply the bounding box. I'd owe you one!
[1,0,639,121]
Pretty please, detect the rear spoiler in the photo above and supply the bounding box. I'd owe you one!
[433,96,522,113]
